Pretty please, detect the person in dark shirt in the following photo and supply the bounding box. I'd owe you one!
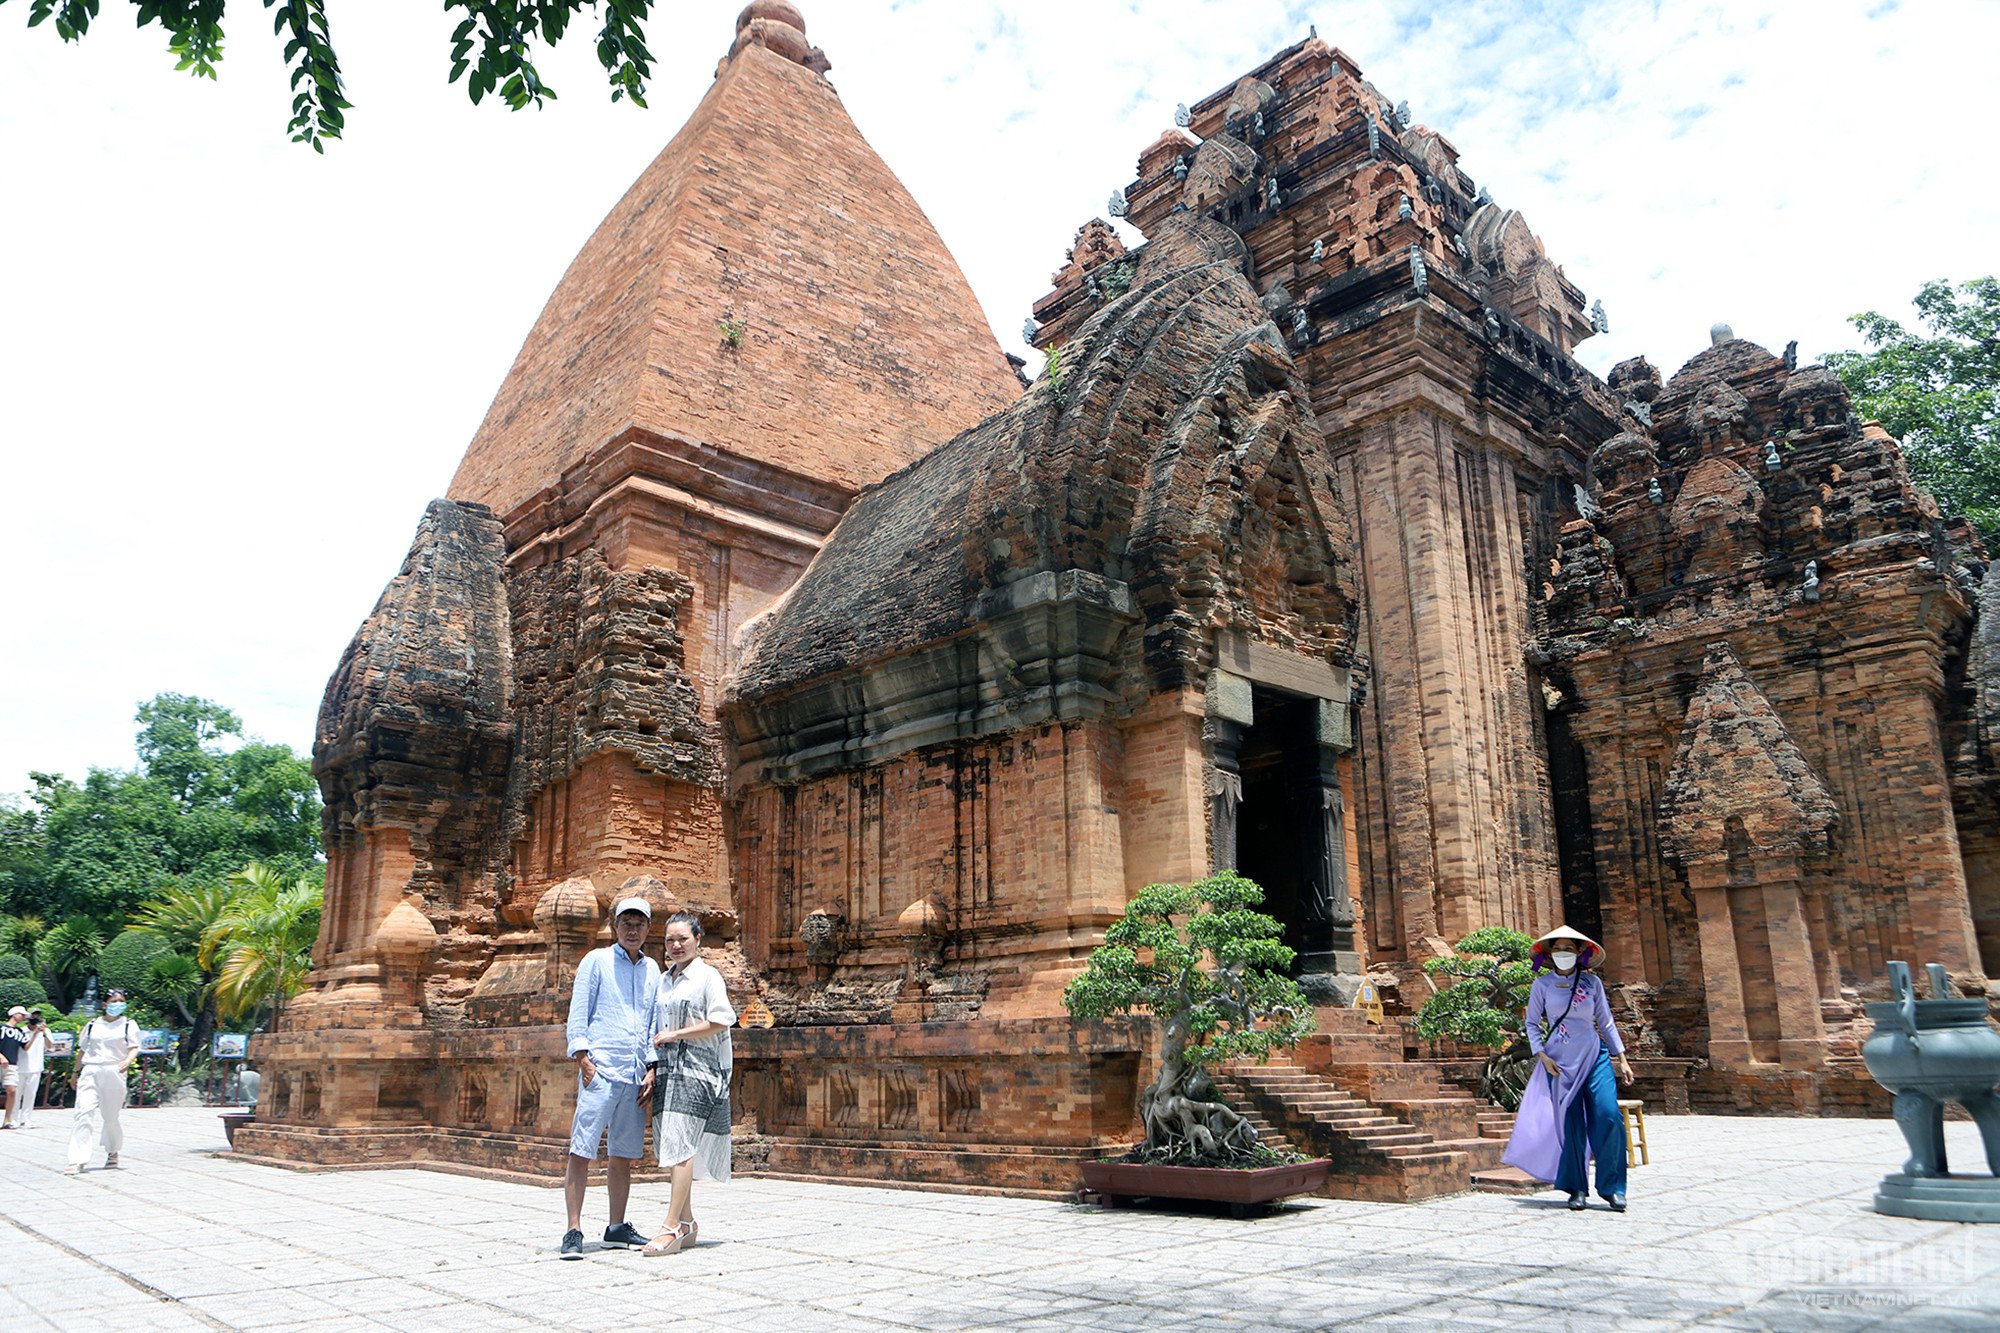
[0,1006,30,1129]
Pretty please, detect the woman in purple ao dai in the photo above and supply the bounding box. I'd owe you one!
[1502,925,1634,1211]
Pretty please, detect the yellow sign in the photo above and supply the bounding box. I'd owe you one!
[1352,981,1384,1026]
[738,997,776,1029]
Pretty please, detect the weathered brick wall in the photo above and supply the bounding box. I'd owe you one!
[1546,336,1985,1073]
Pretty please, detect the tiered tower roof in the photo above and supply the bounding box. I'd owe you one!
[450,3,1021,517]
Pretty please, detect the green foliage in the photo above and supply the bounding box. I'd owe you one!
[1826,277,2000,541]
[96,929,173,999]
[0,914,47,964]
[35,920,103,1012]
[205,862,323,1025]
[0,954,30,980]
[1042,343,1067,395]
[1065,870,1314,1070]
[0,693,320,932]
[0,976,49,1011]
[14,0,663,149]
[718,317,746,349]
[1415,927,1534,1047]
[1415,927,1536,1110]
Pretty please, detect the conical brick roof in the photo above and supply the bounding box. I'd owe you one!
[449,6,1021,517]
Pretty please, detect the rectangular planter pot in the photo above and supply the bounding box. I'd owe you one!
[1079,1157,1330,1206]
[220,1112,256,1149]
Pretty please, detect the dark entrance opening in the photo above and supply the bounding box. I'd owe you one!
[1546,708,1604,943]
[1234,688,1340,975]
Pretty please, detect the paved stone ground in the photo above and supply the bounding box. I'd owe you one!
[0,1109,1995,1331]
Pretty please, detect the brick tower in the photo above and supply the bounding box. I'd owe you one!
[239,2,1020,1170]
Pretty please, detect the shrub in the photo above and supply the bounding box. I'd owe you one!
[0,976,50,1012]
[0,953,30,980]
[97,930,173,999]
[1415,927,1536,1109]
[1064,870,1314,1166]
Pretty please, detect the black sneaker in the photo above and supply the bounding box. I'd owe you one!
[559,1228,585,1260]
[1567,1193,1587,1210]
[1607,1193,1627,1213]
[602,1221,647,1249]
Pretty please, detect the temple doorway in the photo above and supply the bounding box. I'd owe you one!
[1233,687,1341,975]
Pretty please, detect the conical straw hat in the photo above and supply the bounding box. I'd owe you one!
[1530,924,1604,970]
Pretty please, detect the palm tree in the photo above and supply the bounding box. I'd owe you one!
[35,920,104,1011]
[0,913,47,964]
[131,881,235,1057]
[204,863,322,1029]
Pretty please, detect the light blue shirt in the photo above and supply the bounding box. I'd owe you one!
[565,944,662,1085]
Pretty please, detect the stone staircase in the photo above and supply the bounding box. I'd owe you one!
[1214,1057,1503,1202]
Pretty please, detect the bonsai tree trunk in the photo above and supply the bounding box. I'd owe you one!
[1139,1007,1264,1163]
[1481,1036,1535,1111]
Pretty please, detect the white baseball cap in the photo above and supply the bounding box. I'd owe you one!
[612,896,652,920]
[6,1006,27,1018]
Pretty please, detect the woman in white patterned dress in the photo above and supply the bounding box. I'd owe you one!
[640,910,735,1257]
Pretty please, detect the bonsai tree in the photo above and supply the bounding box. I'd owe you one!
[1064,870,1314,1165]
[1414,926,1536,1109]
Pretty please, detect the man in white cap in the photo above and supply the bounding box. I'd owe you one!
[0,1006,29,1128]
[558,896,660,1258]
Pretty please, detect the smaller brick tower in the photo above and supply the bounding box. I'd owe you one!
[239,2,1020,1171]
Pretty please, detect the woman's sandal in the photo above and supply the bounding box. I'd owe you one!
[639,1221,692,1257]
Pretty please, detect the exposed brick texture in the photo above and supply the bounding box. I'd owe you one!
[448,30,1020,516]
[250,13,2000,1195]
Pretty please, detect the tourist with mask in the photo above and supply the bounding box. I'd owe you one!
[639,909,735,1257]
[0,1006,29,1128]
[559,896,660,1259]
[66,988,142,1173]
[1503,925,1634,1211]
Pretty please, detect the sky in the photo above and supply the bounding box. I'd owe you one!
[2,0,1995,797]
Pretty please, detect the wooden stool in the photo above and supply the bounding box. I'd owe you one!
[1619,1099,1649,1166]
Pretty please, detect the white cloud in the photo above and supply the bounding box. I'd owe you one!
[1,0,1993,793]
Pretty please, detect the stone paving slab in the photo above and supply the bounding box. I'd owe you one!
[0,1109,1995,1331]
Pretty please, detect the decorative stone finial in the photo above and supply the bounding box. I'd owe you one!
[1108,188,1128,218]
[1648,477,1665,505]
[1311,238,1324,264]
[1174,102,1192,128]
[1021,317,1038,344]
[1395,99,1412,129]
[1764,440,1783,471]
[729,1,828,72]
[1710,321,1734,346]
[1408,244,1428,296]
[1398,193,1414,222]
[1591,299,1610,335]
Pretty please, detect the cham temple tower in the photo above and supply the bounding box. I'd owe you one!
[240,7,1998,1195]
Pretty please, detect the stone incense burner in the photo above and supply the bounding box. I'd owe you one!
[1859,961,2000,1221]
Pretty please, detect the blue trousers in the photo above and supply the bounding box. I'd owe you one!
[1554,1049,1628,1198]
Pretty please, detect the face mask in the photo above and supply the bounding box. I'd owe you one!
[105,1002,127,1017]
[1551,952,1578,972]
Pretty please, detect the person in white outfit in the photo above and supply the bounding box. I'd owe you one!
[9,1013,49,1128]
[66,989,141,1173]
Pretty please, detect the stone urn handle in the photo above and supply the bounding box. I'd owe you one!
[1886,960,1918,1041]
[1926,963,1954,999]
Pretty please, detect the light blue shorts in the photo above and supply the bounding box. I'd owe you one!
[569,1074,646,1160]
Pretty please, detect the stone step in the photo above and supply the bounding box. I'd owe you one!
[1471,1165,1544,1195]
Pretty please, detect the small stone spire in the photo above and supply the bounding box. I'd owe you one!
[727,1,830,74]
